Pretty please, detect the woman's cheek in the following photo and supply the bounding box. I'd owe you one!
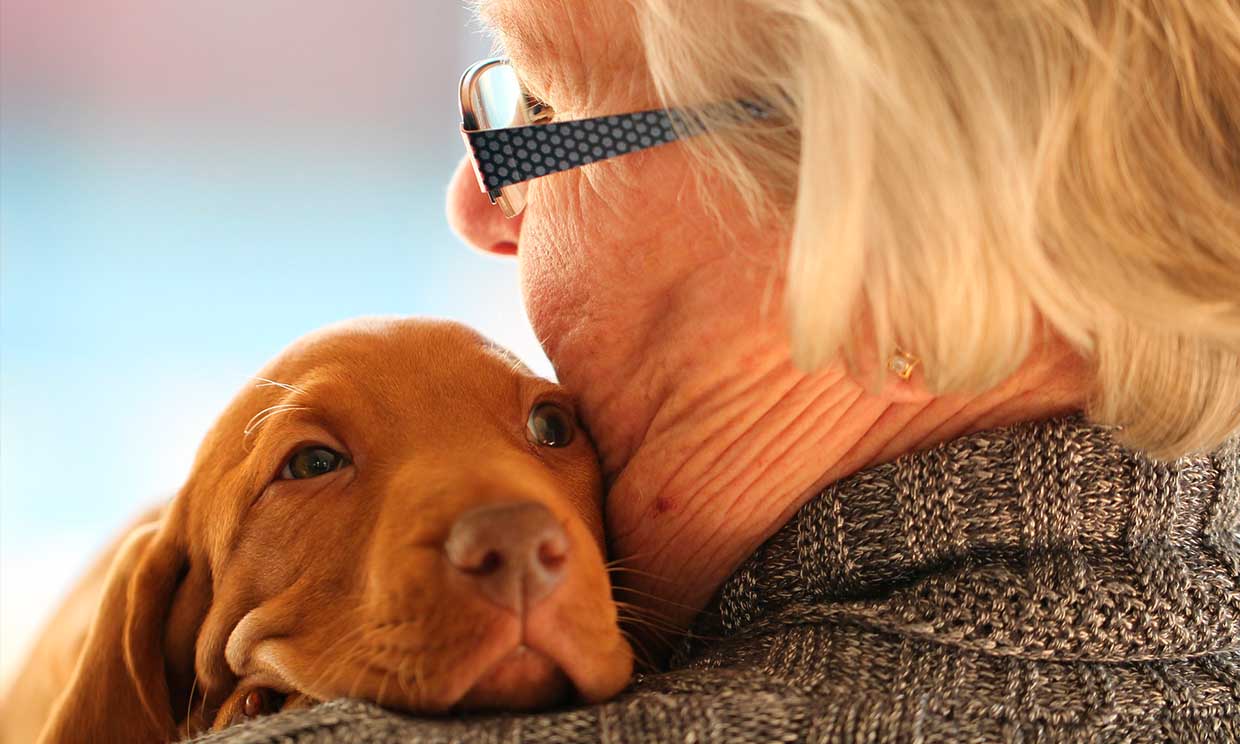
[515,156,697,357]
[517,209,593,355]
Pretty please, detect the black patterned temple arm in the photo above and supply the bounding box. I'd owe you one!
[463,101,768,193]
[464,108,684,192]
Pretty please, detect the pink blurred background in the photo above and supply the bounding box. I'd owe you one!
[0,1,544,682]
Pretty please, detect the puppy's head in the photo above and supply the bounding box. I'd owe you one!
[125,318,632,732]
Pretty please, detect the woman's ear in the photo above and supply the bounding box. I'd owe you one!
[37,508,209,744]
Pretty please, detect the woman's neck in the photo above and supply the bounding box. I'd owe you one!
[563,324,1089,651]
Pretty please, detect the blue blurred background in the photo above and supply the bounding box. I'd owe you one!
[0,1,546,681]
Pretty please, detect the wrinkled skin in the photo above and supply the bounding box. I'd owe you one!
[447,0,1090,642]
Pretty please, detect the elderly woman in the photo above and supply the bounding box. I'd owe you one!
[211,0,1240,741]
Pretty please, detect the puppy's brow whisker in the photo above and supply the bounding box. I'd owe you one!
[251,376,307,396]
[243,404,309,438]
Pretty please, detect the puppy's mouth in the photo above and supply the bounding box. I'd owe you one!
[404,580,632,713]
[238,609,625,715]
[454,644,572,712]
[440,608,606,713]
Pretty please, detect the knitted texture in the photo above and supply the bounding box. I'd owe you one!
[193,415,1240,743]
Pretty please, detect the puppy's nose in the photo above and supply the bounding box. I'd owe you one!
[444,502,569,612]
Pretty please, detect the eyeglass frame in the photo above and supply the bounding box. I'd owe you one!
[458,57,765,218]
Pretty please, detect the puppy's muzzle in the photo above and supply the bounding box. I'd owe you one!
[444,502,568,613]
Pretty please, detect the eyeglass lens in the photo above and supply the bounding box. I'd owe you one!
[471,62,532,216]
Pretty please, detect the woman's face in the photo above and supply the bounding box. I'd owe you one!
[446,1,780,422]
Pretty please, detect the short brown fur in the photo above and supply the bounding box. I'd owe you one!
[21,318,631,743]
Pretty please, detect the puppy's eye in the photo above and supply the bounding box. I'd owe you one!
[527,402,574,448]
[281,446,348,479]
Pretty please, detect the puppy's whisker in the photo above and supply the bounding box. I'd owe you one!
[304,623,370,695]
[184,672,200,732]
[616,617,681,641]
[619,620,682,647]
[614,599,675,622]
[619,627,651,660]
[329,634,367,694]
[614,612,691,637]
[243,404,309,438]
[197,685,210,736]
[612,585,704,614]
[302,613,424,704]
[606,566,666,581]
[349,647,373,702]
[604,553,651,568]
[614,600,709,640]
[615,609,683,637]
[377,663,392,708]
[603,551,662,570]
[618,629,659,671]
[335,637,371,703]
[396,656,415,703]
[411,644,429,704]
[616,608,718,656]
[617,603,723,645]
[251,377,307,396]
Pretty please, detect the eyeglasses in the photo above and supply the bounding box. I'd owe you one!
[458,57,763,218]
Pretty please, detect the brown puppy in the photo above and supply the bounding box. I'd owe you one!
[33,318,632,743]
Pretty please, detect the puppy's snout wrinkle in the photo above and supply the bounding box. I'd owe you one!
[445,502,569,613]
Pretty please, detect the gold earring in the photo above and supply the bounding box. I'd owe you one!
[888,349,919,381]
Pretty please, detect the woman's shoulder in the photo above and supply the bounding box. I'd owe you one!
[190,619,1240,743]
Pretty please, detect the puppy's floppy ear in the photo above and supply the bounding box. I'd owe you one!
[123,513,197,734]
[38,508,209,744]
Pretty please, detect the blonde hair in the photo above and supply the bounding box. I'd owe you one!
[635,0,1240,458]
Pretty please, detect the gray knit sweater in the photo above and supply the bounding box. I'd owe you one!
[195,415,1240,743]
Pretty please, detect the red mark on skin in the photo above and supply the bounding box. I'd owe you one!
[654,496,675,514]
